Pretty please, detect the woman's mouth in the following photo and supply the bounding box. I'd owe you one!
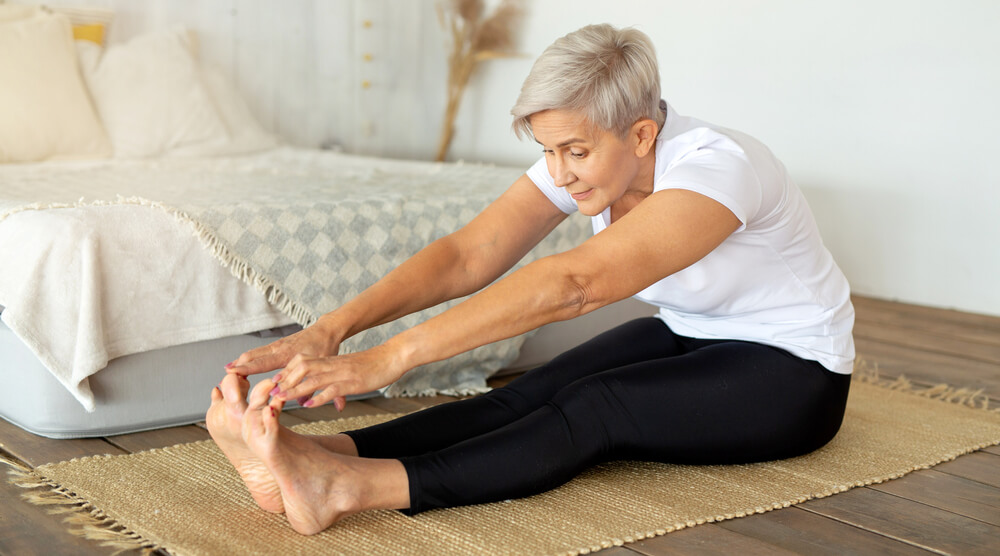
[571,189,594,201]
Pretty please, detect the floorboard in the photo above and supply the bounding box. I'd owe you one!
[1,294,998,555]
[0,418,125,467]
[853,320,1000,366]
[716,507,934,555]
[868,468,1000,526]
[932,451,1000,489]
[852,296,1000,339]
[628,522,801,555]
[800,487,1000,555]
[854,337,1000,397]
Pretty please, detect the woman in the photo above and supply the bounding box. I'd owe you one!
[208,23,854,535]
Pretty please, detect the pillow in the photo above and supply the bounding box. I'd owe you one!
[168,63,279,157]
[0,8,112,163]
[0,5,37,23]
[78,27,230,158]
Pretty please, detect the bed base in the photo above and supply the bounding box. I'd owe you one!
[1,299,650,438]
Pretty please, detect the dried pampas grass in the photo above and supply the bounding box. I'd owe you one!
[435,0,523,162]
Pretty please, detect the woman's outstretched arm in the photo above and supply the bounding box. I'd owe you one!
[227,174,567,377]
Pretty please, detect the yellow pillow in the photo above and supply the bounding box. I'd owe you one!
[72,22,106,45]
[0,10,112,162]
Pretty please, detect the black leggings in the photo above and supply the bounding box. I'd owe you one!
[345,318,851,514]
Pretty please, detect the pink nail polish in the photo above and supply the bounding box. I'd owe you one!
[270,408,277,417]
[225,361,235,369]
[269,386,280,397]
[273,374,282,382]
[303,399,315,408]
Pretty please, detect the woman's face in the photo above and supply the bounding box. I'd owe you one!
[530,109,648,217]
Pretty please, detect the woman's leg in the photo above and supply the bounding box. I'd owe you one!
[346,318,686,459]
[400,341,851,513]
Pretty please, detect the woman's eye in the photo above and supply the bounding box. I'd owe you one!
[570,151,586,158]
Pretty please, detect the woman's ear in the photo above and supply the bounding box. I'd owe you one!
[632,118,658,157]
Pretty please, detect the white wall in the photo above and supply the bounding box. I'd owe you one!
[448,1,1000,317]
[21,0,1000,316]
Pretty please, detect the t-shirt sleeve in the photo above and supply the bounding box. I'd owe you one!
[525,157,578,214]
[655,140,762,232]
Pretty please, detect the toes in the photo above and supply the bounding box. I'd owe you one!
[211,385,223,404]
[236,374,251,398]
[220,374,249,410]
[263,405,280,436]
[242,404,266,445]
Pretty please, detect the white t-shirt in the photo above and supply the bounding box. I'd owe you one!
[525,104,855,374]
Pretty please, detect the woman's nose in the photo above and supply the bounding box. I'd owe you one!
[553,158,576,188]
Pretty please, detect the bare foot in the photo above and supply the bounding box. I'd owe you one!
[207,375,284,513]
[242,382,409,535]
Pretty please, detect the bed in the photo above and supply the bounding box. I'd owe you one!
[0,147,652,438]
[0,7,651,438]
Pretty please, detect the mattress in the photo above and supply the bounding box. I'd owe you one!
[1,299,652,438]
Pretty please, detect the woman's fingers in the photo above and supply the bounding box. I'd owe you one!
[272,356,368,406]
[303,387,354,409]
[274,353,314,389]
[264,346,400,410]
[227,345,290,376]
[225,325,342,376]
[276,373,326,403]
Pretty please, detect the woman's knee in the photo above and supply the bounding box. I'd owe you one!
[546,373,642,458]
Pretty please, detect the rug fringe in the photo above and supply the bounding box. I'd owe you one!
[853,359,998,412]
[7,466,165,556]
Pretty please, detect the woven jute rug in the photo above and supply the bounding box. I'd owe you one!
[7,373,1000,556]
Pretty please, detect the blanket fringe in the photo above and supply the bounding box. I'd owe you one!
[6,465,164,556]
[385,384,493,398]
[113,195,320,328]
[853,359,999,412]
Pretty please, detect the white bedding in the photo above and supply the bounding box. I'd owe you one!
[0,148,588,412]
[0,202,292,411]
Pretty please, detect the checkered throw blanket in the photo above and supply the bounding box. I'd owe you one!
[0,148,590,398]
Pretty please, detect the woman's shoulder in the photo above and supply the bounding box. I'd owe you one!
[657,106,773,172]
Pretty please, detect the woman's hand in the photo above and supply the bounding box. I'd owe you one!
[268,345,406,410]
[226,316,343,377]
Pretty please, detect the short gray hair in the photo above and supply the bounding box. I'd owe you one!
[511,24,663,140]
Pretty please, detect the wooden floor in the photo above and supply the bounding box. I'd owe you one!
[1,294,998,555]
